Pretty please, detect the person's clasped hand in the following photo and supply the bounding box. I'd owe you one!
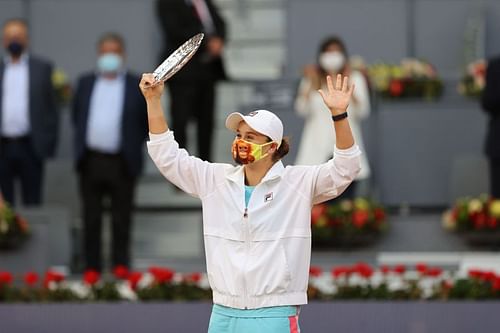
[139,73,164,100]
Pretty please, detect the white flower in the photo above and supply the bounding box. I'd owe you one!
[116,281,137,301]
[173,273,183,284]
[332,275,349,286]
[65,281,91,299]
[387,276,407,292]
[404,271,419,281]
[137,272,154,289]
[369,272,385,288]
[348,273,369,287]
[198,274,211,290]
[311,274,337,295]
[468,199,483,214]
[442,210,456,230]
[417,277,437,299]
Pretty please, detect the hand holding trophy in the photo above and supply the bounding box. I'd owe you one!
[140,33,204,98]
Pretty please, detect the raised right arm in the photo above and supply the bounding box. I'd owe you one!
[139,73,168,134]
[139,74,218,198]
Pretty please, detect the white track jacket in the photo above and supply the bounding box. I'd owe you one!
[147,130,361,309]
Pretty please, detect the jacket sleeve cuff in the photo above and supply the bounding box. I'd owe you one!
[334,144,361,157]
[148,130,173,143]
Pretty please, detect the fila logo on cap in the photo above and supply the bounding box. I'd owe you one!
[247,111,258,117]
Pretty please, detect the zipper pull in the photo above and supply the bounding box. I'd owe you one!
[243,208,248,218]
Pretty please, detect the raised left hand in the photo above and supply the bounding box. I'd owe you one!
[318,74,355,115]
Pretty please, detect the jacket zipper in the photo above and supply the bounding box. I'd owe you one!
[242,207,249,309]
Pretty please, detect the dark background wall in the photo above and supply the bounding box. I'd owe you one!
[0,0,497,208]
[286,0,500,80]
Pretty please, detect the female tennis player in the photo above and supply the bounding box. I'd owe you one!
[139,73,361,333]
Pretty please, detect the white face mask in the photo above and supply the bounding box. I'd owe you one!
[319,51,345,72]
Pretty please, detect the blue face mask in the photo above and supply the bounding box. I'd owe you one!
[97,53,122,74]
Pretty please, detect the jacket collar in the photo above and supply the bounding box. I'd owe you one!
[226,161,285,185]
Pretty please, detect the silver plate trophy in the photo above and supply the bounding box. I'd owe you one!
[152,33,204,84]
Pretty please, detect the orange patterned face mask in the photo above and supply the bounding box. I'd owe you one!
[231,138,273,165]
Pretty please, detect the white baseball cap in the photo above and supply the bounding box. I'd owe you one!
[225,110,284,147]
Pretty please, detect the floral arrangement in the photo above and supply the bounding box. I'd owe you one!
[0,266,211,302]
[51,68,72,106]
[442,195,500,232]
[308,263,500,300]
[0,199,30,249]
[457,59,486,98]
[311,198,387,248]
[2,264,500,302]
[365,58,443,100]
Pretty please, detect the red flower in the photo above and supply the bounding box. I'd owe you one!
[415,263,428,275]
[311,204,327,226]
[113,265,129,279]
[389,79,404,97]
[483,271,497,282]
[332,266,351,278]
[0,271,13,285]
[15,215,29,233]
[442,280,453,290]
[327,218,341,227]
[493,277,500,291]
[184,272,202,284]
[149,266,175,284]
[352,210,369,228]
[393,265,406,275]
[127,272,143,290]
[374,208,385,223]
[309,266,323,277]
[426,267,443,277]
[43,270,65,288]
[83,269,100,286]
[468,269,484,280]
[354,262,373,278]
[380,265,390,275]
[23,272,39,287]
[473,64,486,77]
[472,212,487,229]
[488,217,498,229]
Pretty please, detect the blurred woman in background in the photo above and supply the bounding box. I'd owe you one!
[295,36,371,199]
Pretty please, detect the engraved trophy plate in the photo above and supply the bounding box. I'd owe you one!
[152,33,204,83]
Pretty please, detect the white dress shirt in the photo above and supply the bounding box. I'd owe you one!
[1,54,30,137]
[86,73,125,153]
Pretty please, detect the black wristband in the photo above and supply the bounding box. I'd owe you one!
[332,112,348,122]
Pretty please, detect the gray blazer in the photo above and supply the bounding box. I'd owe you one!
[0,55,59,158]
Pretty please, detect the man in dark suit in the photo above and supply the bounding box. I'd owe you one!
[0,18,59,206]
[156,0,227,162]
[72,33,148,272]
[482,56,500,198]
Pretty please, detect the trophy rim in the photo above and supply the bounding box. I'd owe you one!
[153,33,205,83]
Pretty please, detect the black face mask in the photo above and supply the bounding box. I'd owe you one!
[7,41,24,57]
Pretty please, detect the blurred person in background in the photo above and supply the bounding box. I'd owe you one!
[72,33,148,272]
[156,0,227,162]
[295,36,370,199]
[0,18,59,206]
[482,55,500,198]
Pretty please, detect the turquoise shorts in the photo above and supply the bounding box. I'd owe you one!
[208,304,301,333]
